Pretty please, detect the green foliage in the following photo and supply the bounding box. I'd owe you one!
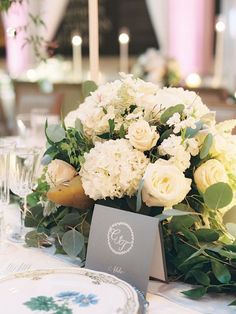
[62,229,85,258]
[200,134,213,159]
[163,214,236,305]
[136,179,144,212]
[156,208,197,222]
[159,128,173,142]
[119,124,126,138]
[194,229,219,242]
[0,0,19,11]
[169,215,198,232]
[185,121,204,138]
[82,80,98,98]
[25,230,50,248]
[44,125,93,171]
[182,287,207,299]
[160,104,185,124]
[204,182,233,210]
[46,124,66,143]
[211,260,231,284]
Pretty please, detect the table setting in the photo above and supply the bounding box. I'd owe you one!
[1,1,236,313]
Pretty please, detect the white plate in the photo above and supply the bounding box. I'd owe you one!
[0,267,139,314]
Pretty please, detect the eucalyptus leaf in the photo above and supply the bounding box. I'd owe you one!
[108,119,115,134]
[224,244,236,253]
[229,299,236,306]
[185,121,203,138]
[200,134,213,159]
[217,249,236,260]
[194,229,220,242]
[181,228,199,245]
[41,154,52,165]
[136,179,144,212]
[97,133,110,140]
[182,287,207,299]
[156,208,196,222]
[25,205,44,228]
[119,124,126,138]
[75,118,84,133]
[25,231,50,248]
[82,80,98,98]
[169,215,198,232]
[160,128,173,142]
[183,246,207,263]
[203,182,233,210]
[62,229,84,258]
[46,124,65,143]
[211,260,231,284]
[160,104,184,124]
[187,270,210,286]
[58,213,81,227]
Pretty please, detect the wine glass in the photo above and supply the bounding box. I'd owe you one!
[0,140,14,246]
[9,147,40,242]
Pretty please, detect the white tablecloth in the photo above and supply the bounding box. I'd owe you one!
[1,205,235,314]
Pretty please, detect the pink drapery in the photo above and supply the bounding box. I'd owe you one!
[168,0,215,77]
[2,0,69,77]
[2,1,33,77]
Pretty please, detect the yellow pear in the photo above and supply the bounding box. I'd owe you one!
[47,176,94,210]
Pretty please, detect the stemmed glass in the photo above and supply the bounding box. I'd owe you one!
[0,140,14,246]
[9,147,40,242]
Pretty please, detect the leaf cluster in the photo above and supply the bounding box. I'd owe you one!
[163,215,236,305]
[44,122,93,171]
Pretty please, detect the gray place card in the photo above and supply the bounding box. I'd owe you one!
[86,204,167,294]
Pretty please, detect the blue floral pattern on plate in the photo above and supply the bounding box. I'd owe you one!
[24,291,99,313]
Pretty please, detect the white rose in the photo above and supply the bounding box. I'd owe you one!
[46,159,77,186]
[142,159,191,207]
[194,159,228,193]
[126,120,159,151]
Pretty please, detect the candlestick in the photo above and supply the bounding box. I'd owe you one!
[119,29,130,73]
[212,17,225,87]
[72,34,82,81]
[88,0,99,84]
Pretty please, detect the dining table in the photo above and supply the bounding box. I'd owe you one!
[0,203,235,314]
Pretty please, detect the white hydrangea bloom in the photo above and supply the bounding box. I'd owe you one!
[65,74,159,139]
[184,138,199,156]
[169,149,191,172]
[158,134,182,156]
[79,139,149,200]
[166,113,181,129]
[158,134,194,171]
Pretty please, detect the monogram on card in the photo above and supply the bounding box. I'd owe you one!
[86,204,167,294]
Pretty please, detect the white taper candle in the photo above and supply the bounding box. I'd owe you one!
[88,0,99,84]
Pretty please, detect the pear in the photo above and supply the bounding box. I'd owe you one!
[47,176,94,210]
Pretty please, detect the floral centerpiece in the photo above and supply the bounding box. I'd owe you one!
[26,74,236,304]
[132,48,181,87]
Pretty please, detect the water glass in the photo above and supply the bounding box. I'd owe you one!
[0,140,13,245]
[31,109,59,146]
[9,147,40,242]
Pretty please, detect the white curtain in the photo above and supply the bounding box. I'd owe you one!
[222,0,236,91]
[145,0,168,54]
[40,0,69,41]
